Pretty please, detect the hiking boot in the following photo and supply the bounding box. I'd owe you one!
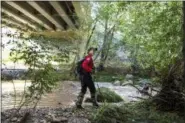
[76,92,84,109]
[76,104,84,109]
[91,93,99,108]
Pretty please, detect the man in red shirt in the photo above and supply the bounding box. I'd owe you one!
[76,47,99,109]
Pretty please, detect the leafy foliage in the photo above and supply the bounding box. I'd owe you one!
[119,2,183,77]
[24,64,60,103]
[4,32,71,109]
[92,100,185,123]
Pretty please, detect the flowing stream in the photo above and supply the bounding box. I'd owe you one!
[2,80,158,111]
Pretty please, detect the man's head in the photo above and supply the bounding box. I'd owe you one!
[87,47,97,56]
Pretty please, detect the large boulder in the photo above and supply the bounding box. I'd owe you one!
[85,87,123,103]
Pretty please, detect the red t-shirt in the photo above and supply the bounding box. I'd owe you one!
[82,54,94,73]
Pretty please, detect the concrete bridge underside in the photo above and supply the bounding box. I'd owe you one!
[1,1,82,33]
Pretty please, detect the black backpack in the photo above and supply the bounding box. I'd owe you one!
[74,58,85,77]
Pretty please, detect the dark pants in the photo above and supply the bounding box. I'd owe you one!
[76,72,97,106]
[80,73,96,94]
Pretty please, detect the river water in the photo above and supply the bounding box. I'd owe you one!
[2,80,158,111]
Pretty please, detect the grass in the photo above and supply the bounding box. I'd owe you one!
[91,100,185,123]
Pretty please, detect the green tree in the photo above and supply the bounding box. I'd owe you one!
[119,2,182,78]
[93,2,122,70]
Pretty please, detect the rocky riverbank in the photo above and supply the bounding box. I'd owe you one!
[2,77,161,123]
[2,106,96,123]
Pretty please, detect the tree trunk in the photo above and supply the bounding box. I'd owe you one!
[104,25,115,62]
[98,18,108,71]
[84,20,97,55]
[183,1,185,87]
[97,8,120,71]
[182,1,185,117]
[70,19,97,75]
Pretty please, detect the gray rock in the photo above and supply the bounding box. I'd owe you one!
[45,113,54,121]
[113,80,121,86]
[40,119,47,123]
[11,117,18,122]
[51,116,68,123]
[47,111,68,123]
[138,79,151,86]
[2,120,9,123]
[112,76,116,80]
[34,119,41,123]
[122,80,133,86]
[68,117,90,123]
[125,74,133,80]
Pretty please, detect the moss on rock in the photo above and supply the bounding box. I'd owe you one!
[85,87,123,103]
[97,87,123,102]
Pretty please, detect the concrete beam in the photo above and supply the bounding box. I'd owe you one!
[1,6,37,30]
[2,20,28,32]
[2,18,26,29]
[5,1,53,30]
[31,30,78,41]
[2,17,35,32]
[49,1,75,28]
[28,1,64,30]
[71,2,84,27]
[72,2,82,18]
